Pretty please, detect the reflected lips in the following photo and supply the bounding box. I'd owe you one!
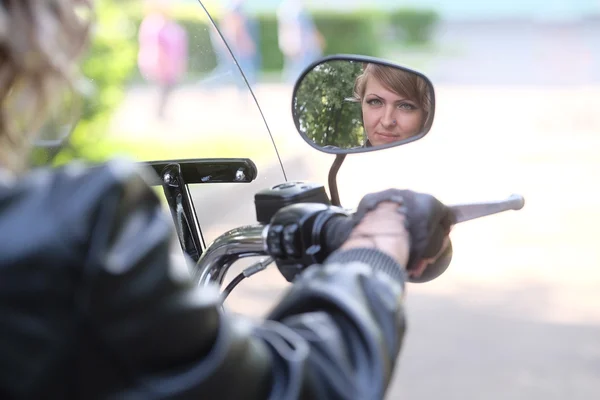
[374,132,401,143]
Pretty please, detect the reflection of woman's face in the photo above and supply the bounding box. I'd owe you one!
[361,77,425,147]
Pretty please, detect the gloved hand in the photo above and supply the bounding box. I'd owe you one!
[341,189,455,278]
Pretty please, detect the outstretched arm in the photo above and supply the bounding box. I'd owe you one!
[79,161,408,399]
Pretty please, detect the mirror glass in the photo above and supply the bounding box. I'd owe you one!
[292,57,435,154]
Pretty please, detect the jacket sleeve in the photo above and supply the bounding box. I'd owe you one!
[79,160,407,400]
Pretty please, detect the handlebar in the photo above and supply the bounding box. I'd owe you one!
[193,224,269,286]
[193,194,525,288]
[192,219,344,288]
[449,194,525,223]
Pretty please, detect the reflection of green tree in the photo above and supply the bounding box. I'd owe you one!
[30,0,137,166]
[294,60,365,149]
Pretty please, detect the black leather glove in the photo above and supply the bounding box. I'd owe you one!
[408,240,453,283]
[351,189,455,272]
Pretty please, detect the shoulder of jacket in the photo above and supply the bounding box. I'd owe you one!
[50,158,159,194]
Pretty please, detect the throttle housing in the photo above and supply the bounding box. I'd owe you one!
[266,203,350,282]
[254,182,331,224]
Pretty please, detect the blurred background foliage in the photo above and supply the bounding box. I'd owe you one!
[122,1,440,80]
[31,0,440,167]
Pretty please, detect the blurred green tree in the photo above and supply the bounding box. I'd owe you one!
[31,0,138,167]
[293,60,365,148]
[389,9,439,46]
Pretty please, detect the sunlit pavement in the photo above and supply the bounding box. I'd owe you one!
[112,82,600,399]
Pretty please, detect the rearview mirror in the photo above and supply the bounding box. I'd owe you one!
[292,55,435,154]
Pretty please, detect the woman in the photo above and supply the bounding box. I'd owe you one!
[353,63,432,147]
[0,1,452,398]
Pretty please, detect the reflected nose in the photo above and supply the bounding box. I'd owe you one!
[380,107,397,129]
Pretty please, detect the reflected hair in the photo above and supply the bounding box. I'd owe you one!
[0,0,92,173]
[352,63,433,132]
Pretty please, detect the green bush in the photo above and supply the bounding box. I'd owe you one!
[313,12,381,57]
[255,14,282,72]
[255,11,380,72]
[389,9,440,45]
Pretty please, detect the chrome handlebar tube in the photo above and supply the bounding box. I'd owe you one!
[193,224,269,287]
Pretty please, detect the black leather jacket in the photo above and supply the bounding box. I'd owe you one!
[0,159,407,400]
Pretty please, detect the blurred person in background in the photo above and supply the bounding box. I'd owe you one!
[218,0,260,88]
[277,0,325,83]
[138,0,188,119]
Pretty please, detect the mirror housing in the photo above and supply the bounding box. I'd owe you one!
[292,54,436,155]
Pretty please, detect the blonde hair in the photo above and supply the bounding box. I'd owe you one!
[353,63,433,132]
[0,0,92,173]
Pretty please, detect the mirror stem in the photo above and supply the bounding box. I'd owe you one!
[328,154,346,207]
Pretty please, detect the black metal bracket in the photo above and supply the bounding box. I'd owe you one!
[142,158,259,263]
[145,158,258,185]
[160,164,206,263]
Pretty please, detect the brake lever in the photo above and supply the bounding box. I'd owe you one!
[449,194,525,224]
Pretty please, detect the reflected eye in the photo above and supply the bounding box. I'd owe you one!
[366,98,382,106]
[398,102,417,111]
